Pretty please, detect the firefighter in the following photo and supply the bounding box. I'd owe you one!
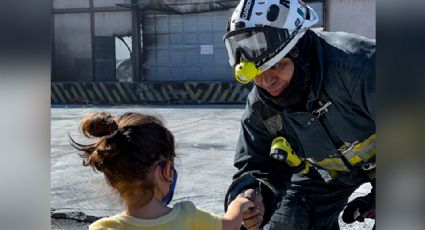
[222,0,376,229]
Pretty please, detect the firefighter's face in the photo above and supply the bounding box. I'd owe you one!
[254,58,295,97]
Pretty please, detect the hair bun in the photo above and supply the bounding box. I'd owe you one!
[80,112,118,138]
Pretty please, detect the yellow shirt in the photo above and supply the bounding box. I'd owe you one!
[89,201,222,230]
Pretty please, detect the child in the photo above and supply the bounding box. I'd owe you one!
[70,112,254,230]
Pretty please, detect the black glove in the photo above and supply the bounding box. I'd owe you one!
[342,192,375,224]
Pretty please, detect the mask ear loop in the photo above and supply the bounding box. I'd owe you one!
[167,163,175,184]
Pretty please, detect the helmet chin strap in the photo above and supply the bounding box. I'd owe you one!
[258,30,306,72]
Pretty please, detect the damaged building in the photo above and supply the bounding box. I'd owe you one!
[52,0,374,104]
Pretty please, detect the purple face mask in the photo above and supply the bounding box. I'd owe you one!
[159,161,178,205]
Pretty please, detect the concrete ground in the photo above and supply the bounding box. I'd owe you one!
[51,105,374,229]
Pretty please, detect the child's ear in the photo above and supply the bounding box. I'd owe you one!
[164,160,174,182]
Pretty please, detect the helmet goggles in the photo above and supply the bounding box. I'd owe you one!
[223,26,291,67]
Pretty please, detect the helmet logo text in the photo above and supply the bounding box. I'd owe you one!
[240,0,255,20]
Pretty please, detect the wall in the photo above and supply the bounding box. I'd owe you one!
[141,10,233,81]
[326,0,376,39]
[52,0,133,82]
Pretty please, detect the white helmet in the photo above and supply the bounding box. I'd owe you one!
[223,0,318,83]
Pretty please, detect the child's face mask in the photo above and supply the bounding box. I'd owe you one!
[159,161,178,205]
[162,169,177,205]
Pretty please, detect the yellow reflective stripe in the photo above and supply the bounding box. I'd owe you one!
[344,134,376,166]
[353,134,376,152]
[315,158,350,172]
[348,155,363,165]
[364,149,376,161]
[328,170,339,178]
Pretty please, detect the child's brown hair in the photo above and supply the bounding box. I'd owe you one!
[70,112,175,206]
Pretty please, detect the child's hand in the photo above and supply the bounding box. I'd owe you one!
[240,189,265,230]
[223,195,255,230]
[232,194,255,212]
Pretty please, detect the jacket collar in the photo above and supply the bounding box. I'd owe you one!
[305,29,324,112]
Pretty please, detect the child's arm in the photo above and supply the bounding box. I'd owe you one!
[221,195,254,230]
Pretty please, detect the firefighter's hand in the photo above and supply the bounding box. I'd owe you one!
[241,189,265,230]
[342,193,375,224]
